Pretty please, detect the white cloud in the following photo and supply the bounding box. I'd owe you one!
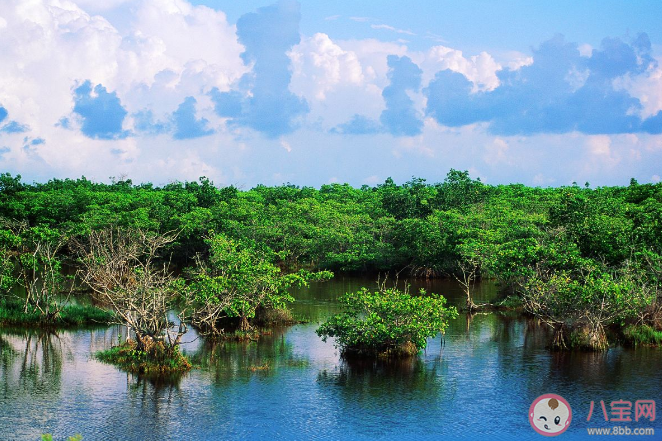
[1,0,660,189]
[290,37,406,128]
[423,45,502,92]
[504,53,534,71]
[289,33,364,100]
[532,173,556,186]
[565,66,590,92]
[349,16,371,23]
[614,57,662,119]
[0,0,246,182]
[392,135,434,158]
[578,43,593,57]
[587,135,613,157]
[73,0,133,12]
[339,38,408,87]
[279,139,292,153]
[370,24,415,36]
[483,137,511,164]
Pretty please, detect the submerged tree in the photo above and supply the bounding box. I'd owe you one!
[76,228,187,355]
[1,220,73,322]
[521,254,657,350]
[316,284,458,357]
[188,233,331,335]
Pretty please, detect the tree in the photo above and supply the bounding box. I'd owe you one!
[188,233,332,335]
[521,254,656,350]
[0,236,16,296]
[454,240,489,312]
[76,228,187,354]
[316,284,458,357]
[1,221,73,321]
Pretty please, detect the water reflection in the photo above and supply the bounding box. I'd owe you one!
[193,327,311,383]
[0,329,68,398]
[0,277,660,440]
[319,355,444,400]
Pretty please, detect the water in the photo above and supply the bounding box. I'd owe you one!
[1,277,660,440]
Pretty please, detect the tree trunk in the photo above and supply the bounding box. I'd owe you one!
[239,315,250,332]
[551,324,567,350]
[466,290,477,312]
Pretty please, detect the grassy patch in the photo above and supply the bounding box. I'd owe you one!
[96,340,192,376]
[247,362,270,372]
[254,307,308,325]
[623,324,662,346]
[42,435,82,441]
[223,329,262,341]
[0,298,114,327]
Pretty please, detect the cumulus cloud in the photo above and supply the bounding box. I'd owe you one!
[0,0,660,188]
[380,55,423,136]
[210,0,308,138]
[289,33,364,101]
[425,46,501,91]
[425,33,661,136]
[0,0,248,183]
[0,106,29,133]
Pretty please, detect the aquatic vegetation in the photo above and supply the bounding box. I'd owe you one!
[0,298,113,327]
[96,339,192,375]
[317,286,458,357]
[76,228,189,360]
[1,171,661,353]
[187,233,332,335]
[41,434,82,441]
[623,324,662,346]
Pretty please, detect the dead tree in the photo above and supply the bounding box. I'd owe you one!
[454,257,479,312]
[76,228,187,353]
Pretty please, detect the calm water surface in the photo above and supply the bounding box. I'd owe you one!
[1,277,660,440]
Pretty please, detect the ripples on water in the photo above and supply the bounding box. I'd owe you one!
[1,277,661,440]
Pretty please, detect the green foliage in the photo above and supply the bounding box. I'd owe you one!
[96,340,192,375]
[0,298,114,327]
[206,234,291,321]
[0,247,15,295]
[623,324,662,346]
[316,287,458,357]
[41,434,82,441]
[0,222,77,321]
[2,171,662,352]
[189,233,332,334]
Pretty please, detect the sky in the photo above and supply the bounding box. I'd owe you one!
[1,0,661,188]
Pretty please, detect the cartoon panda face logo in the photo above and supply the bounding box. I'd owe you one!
[529,394,572,436]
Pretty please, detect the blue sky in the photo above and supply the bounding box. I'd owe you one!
[0,0,661,187]
[195,1,662,52]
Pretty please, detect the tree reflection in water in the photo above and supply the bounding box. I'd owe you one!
[0,328,70,398]
[191,326,310,383]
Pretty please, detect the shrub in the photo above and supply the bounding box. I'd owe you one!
[623,324,662,346]
[316,286,457,357]
[96,340,192,376]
